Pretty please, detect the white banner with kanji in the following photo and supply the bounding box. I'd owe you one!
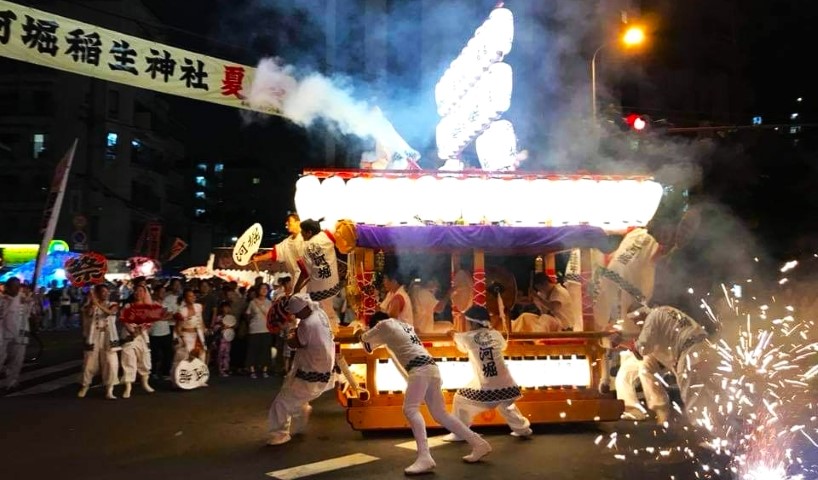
[0,0,279,115]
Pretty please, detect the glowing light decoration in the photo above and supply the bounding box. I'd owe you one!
[318,176,347,229]
[435,7,514,117]
[436,62,513,160]
[294,175,322,221]
[414,175,440,223]
[372,356,591,393]
[476,120,518,171]
[460,177,489,224]
[296,173,664,231]
[435,6,517,167]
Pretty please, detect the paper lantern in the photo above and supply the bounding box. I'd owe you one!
[294,175,322,221]
[319,176,346,229]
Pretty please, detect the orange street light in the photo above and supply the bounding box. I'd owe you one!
[592,25,648,122]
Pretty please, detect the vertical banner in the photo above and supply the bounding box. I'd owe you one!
[32,138,77,287]
[146,222,162,260]
[166,237,188,262]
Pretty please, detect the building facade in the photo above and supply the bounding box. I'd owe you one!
[0,0,208,266]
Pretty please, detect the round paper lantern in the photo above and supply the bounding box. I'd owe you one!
[294,175,322,221]
[319,176,346,229]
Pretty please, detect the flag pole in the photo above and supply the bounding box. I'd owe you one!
[32,139,78,289]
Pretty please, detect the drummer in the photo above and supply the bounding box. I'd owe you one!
[511,273,574,332]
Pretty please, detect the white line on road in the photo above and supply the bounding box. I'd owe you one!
[394,434,450,451]
[8,373,80,397]
[18,360,82,382]
[265,453,379,480]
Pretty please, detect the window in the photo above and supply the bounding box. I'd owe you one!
[195,208,206,217]
[105,132,118,160]
[131,139,144,164]
[32,133,46,159]
[214,163,224,173]
[196,163,207,172]
[252,177,261,184]
[195,176,206,187]
[108,90,120,119]
[195,191,206,199]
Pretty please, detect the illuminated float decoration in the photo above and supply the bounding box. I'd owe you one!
[285,5,667,431]
[295,171,664,231]
[297,169,664,430]
[435,6,518,170]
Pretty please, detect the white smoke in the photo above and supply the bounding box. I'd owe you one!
[245,58,419,168]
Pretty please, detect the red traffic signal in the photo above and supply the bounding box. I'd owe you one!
[624,113,648,131]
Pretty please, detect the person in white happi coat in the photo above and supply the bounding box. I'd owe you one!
[0,278,31,392]
[512,273,574,332]
[252,213,306,291]
[443,305,532,441]
[174,289,207,366]
[120,284,155,398]
[379,269,414,327]
[356,312,492,475]
[78,284,121,399]
[615,306,720,425]
[266,294,335,447]
[291,219,342,332]
[593,226,671,421]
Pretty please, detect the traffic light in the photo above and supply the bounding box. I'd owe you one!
[624,113,649,132]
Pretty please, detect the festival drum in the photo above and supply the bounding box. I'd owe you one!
[173,358,209,390]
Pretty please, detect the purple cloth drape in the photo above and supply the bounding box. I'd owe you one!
[354,225,612,253]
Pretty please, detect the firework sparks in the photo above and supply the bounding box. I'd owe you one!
[596,277,818,480]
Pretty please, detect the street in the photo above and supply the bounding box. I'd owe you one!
[0,333,717,480]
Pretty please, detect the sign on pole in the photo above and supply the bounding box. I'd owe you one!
[32,139,77,288]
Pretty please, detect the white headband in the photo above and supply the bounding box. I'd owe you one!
[465,315,490,327]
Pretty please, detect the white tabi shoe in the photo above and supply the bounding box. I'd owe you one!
[122,382,132,399]
[621,406,648,421]
[77,385,89,398]
[105,385,117,400]
[291,404,313,435]
[404,456,436,475]
[510,427,533,438]
[462,438,492,463]
[441,433,464,442]
[266,432,292,446]
[141,376,155,394]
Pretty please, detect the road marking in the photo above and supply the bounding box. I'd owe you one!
[265,453,379,480]
[395,434,450,451]
[8,373,80,397]
[18,360,82,382]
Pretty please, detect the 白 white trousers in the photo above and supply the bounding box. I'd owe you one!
[615,351,669,412]
[0,339,25,388]
[451,393,531,435]
[404,370,480,458]
[121,335,151,383]
[81,330,119,387]
[268,376,328,436]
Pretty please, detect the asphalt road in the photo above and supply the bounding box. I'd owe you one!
[0,333,735,480]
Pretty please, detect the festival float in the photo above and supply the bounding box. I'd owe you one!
[288,5,665,431]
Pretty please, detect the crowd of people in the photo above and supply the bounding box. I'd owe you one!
[0,273,315,396]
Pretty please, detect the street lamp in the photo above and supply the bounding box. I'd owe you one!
[591,25,646,122]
